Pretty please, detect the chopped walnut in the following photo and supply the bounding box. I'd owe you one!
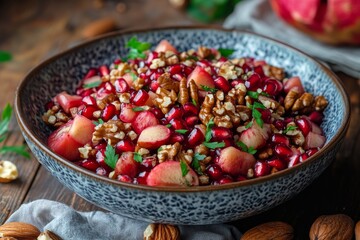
[165,54,180,65]
[197,46,212,59]
[42,105,70,127]
[314,96,328,111]
[178,77,189,105]
[236,105,252,121]
[150,58,166,69]
[284,89,299,111]
[117,62,131,75]
[138,148,150,156]
[158,73,179,92]
[118,93,131,103]
[194,144,209,156]
[96,93,117,110]
[258,95,285,116]
[226,84,246,105]
[285,122,305,146]
[199,93,215,125]
[176,149,194,165]
[157,142,181,163]
[292,93,314,113]
[78,144,93,159]
[155,87,178,114]
[92,120,127,145]
[263,65,285,80]
[189,79,199,105]
[258,147,273,160]
[218,61,243,80]
[199,175,210,185]
[132,76,146,90]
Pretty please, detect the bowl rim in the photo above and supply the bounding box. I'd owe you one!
[15,25,351,193]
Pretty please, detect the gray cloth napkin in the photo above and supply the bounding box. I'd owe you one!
[6,199,242,240]
[224,0,360,78]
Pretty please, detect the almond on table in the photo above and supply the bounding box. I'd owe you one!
[42,37,328,187]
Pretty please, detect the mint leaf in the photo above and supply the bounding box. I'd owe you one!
[247,91,259,99]
[166,124,172,128]
[253,102,266,110]
[245,121,253,129]
[218,48,235,58]
[0,51,12,62]
[236,141,248,152]
[0,145,30,158]
[132,107,145,112]
[104,145,118,169]
[0,104,12,139]
[284,125,297,134]
[93,119,104,126]
[203,141,225,149]
[192,153,205,175]
[191,98,197,106]
[83,81,101,89]
[175,129,188,134]
[186,55,199,61]
[180,160,189,177]
[125,37,151,60]
[248,147,257,155]
[133,152,143,163]
[205,118,214,142]
[201,85,217,93]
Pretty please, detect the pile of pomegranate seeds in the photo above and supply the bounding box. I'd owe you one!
[42,37,328,187]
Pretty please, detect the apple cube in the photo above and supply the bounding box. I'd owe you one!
[304,131,326,149]
[218,146,256,176]
[187,66,215,89]
[239,121,271,149]
[147,161,199,187]
[283,77,305,94]
[137,125,171,149]
[54,91,82,113]
[119,103,138,123]
[68,115,95,145]
[115,152,139,178]
[132,111,159,134]
[154,40,177,53]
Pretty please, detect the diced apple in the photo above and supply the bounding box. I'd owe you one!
[218,146,256,176]
[137,125,171,149]
[304,131,326,149]
[154,40,177,53]
[68,115,95,145]
[187,66,215,89]
[119,103,138,123]
[239,121,271,149]
[147,161,199,187]
[122,72,137,89]
[283,77,305,94]
[115,152,139,178]
[310,121,323,135]
[132,111,158,134]
[48,120,82,161]
[55,91,82,113]
[82,75,101,86]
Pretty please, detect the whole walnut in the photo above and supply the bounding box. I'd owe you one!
[309,214,354,240]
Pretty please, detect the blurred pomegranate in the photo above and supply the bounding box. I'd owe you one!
[270,0,360,45]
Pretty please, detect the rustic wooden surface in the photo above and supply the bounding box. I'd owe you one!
[0,0,359,239]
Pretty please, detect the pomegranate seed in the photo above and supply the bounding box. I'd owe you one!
[113,59,122,64]
[172,73,184,81]
[206,164,223,180]
[77,88,94,97]
[99,65,110,76]
[184,116,199,127]
[284,117,294,125]
[135,171,150,185]
[300,153,309,162]
[288,155,300,168]
[219,175,234,184]
[170,119,187,130]
[253,65,265,77]
[306,148,319,156]
[295,117,312,136]
[82,96,97,106]
[263,78,282,96]
[187,128,205,146]
[230,79,245,87]
[84,68,98,79]
[274,120,285,130]
[271,134,290,146]
[211,127,232,141]
[169,133,185,144]
[245,73,263,91]
[223,139,233,147]
[80,159,100,172]
[242,63,252,73]
[183,102,199,116]
[114,78,129,93]
[81,105,97,119]
[103,82,116,94]
[102,104,117,121]
[165,106,183,121]
[150,80,160,92]
[150,108,164,119]
[267,158,286,170]
[116,139,135,153]
[45,101,55,110]
[259,109,272,123]
[132,89,149,106]
[274,144,293,158]
[254,161,271,177]
[94,142,107,150]
[308,111,324,124]
[146,51,158,64]
[168,64,183,75]
[117,175,133,183]
[141,156,156,169]
[129,90,137,102]
[160,118,168,125]
[150,72,162,81]
[183,66,193,76]
[214,76,231,93]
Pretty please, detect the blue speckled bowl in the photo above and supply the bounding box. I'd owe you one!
[15,26,350,225]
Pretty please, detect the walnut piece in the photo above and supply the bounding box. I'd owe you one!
[178,77,189,105]
[0,160,18,183]
[42,105,69,127]
[92,120,127,145]
[199,93,215,125]
[158,73,179,92]
[157,142,181,163]
[155,87,178,114]
[189,79,199,106]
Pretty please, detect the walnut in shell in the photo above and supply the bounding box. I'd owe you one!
[241,221,294,240]
[309,214,354,240]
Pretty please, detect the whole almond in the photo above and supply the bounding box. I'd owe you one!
[144,223,180,240]
[37,230,62,240]
[309,214,354,240]
[241,221,294,240]
[0,222,40,240]
[355,220,360,240]
[0,237,18,240]
[81,18,117,38]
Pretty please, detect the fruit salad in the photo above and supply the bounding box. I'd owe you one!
[42,37,328,187]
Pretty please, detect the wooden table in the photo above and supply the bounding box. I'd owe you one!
[1,1,359,239]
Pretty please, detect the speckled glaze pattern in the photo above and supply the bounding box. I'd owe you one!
[16,27,349,224]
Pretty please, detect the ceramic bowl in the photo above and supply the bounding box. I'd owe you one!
[15,26,350,225]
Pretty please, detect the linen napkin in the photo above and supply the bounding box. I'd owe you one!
[6,199,242,240]
[224,0,360,78]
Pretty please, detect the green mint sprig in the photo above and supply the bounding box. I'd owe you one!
[104,145,118,169]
